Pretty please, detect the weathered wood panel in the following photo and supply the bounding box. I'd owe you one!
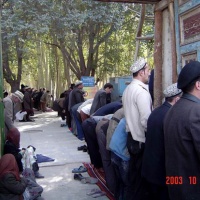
[94,0,160,3]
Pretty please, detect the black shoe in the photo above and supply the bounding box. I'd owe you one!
[82,146,88,152]
[19,119,26,122]
[77,145,87,151]
[27,119,35,122]
[74,173,84,181]
[34,171,44,178]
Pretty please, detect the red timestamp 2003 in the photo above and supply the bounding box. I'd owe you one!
[166,176,197,185]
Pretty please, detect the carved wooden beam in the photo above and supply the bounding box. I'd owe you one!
[94,0,161,3]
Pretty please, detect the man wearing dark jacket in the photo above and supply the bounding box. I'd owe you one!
[68,81,85,112]
[142,83,182,200]
[164,61,200,200]
[90,83,113,115]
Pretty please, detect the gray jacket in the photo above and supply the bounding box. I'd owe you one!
[106,108,124,150]
[3,96,16,135]
[90,89,107,115]
[0,174,27,200]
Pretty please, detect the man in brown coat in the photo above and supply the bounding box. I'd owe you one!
[164,61,200,200]
[23,86,34,121]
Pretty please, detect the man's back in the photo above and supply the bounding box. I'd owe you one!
[68,87,84,111]
[90,89,106,115]
[164,97,200,200]
[123,79,152,143]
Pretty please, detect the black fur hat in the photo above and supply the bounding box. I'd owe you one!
[178,61,200,89]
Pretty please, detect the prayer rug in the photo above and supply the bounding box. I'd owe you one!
[36,154,55,163]
[83,162,115,200]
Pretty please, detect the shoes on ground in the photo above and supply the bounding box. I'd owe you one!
[74,173,84,181]
[72,165,87,173]
[34,171,44,178]
[74,174,98,184]
[77,145,87,151]
[81,177,98,184]
[27,119,35,122]
[19,119,26,122]
[87,188,106,197]
[60,124,67,127]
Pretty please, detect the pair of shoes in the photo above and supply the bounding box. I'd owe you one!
[87,188,106,197]
[82,146,88,152]
[81,177,98,184]
[34,171,44,178]
[19,119,26,122]
[60,124,67,127]
[74,173,84,181]
[27,119,35,122]
[74,174,98,184]
[77,145,87,151]
[72,166,87,173]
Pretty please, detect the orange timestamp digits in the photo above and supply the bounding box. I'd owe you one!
[166,176,197,185]
[166,176,183,185]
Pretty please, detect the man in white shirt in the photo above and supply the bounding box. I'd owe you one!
[122,57,152,200]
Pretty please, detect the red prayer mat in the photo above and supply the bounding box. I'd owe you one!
[83,162,115,200]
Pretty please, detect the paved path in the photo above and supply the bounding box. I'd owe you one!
[15,111,109,200]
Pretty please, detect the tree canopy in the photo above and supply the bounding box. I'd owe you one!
[1,0,154,95]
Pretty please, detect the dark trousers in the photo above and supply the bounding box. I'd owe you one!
[66,110,72,128]
[126,133,149,200]
[71,103,84,140]
[24,109,32,120]
[111,152,129,200]
[82,118,103,168]
[96,119,116,194]
[146,182,170,200]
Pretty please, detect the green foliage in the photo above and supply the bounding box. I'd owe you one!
[1,0,155,91]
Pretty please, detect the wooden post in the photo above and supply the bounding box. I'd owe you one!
[0,0,4,156]
[154,10,163,108]
[169,1,177,82]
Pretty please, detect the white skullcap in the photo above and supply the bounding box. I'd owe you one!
[130,57,147,73]
[75,81,83,87]
[163,83,182,98]
[13,90,24,102]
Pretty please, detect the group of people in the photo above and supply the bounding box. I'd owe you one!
[20,85,52,115]
[54,81,114,140]
[0,129,44,199]
[1,86,49,199]
[58,58,200,200]
[2,57,200,200]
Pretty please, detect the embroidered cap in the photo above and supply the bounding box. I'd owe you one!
[75,81,83,87]
[178,61,200,89]
[163,83,182,98]
[12,90,24,102]
[130,57,147,73]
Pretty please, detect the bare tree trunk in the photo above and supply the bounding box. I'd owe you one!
[2,33,24,92]
[134,4,146,61]
[63,56,71,88]
[36,38,45,89]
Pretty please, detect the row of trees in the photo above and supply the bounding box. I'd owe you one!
[2,0,154,97]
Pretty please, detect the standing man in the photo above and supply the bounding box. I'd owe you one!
[3,90,24,135]
[64,84,75,129]
[122,57,152,200]
[40,90,50,112]
[68,81,85,137]
[164,61,200,200]
[23,86,34,121]
[90,83,113,115]
[68,81,85,112]
[142,83,182,200]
